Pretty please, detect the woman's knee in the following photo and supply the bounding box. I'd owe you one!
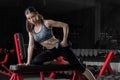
[31,58,43,65]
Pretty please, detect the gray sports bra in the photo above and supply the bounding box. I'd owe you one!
[32,21,54,43]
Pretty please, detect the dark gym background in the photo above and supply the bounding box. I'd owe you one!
[0,0,120,49]
[0,0,120,66]
[1,0,120,80]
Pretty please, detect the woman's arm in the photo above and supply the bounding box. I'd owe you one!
[26,32,35,65]
[45,20,69,47]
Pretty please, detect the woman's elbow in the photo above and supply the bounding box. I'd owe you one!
[63,23,69,29]
[64,23,69,27]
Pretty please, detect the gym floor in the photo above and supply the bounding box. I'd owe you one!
[0,72,71,80]
[1,72,120,80]
[0,74,70,80]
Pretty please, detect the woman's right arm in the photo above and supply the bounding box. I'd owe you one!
[26,32,35,65]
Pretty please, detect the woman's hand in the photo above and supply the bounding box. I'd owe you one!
[60,40,68,47]
[17,63,30,66]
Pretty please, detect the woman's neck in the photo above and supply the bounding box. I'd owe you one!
[34,21,41,27]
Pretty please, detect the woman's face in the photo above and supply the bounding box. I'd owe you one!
[26,12,38,24]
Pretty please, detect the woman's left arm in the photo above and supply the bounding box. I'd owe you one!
[46,20,69,47]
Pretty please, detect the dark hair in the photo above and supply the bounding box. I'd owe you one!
[25,7,38,15]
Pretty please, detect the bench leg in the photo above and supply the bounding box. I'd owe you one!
[40,72,44,80]
[10,73,23,80]
[48,72,56,78]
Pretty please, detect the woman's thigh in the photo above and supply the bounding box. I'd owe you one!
[31,50,60,65]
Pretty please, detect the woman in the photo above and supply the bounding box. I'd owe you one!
[24,6,96,80]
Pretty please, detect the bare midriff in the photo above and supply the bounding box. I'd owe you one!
[40,36,59,49]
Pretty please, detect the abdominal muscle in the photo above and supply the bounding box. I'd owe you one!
[40,36,59,49]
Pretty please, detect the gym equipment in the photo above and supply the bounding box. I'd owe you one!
[9,33,119,80]
[0,48,15,77]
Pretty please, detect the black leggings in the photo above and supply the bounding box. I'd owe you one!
[31,46,86,73]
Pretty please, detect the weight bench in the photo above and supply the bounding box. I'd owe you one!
[9,64,84,80]
[9,51,116,80]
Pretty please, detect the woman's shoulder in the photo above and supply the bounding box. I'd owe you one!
[43,19,54,28]
[43,19,54,24]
